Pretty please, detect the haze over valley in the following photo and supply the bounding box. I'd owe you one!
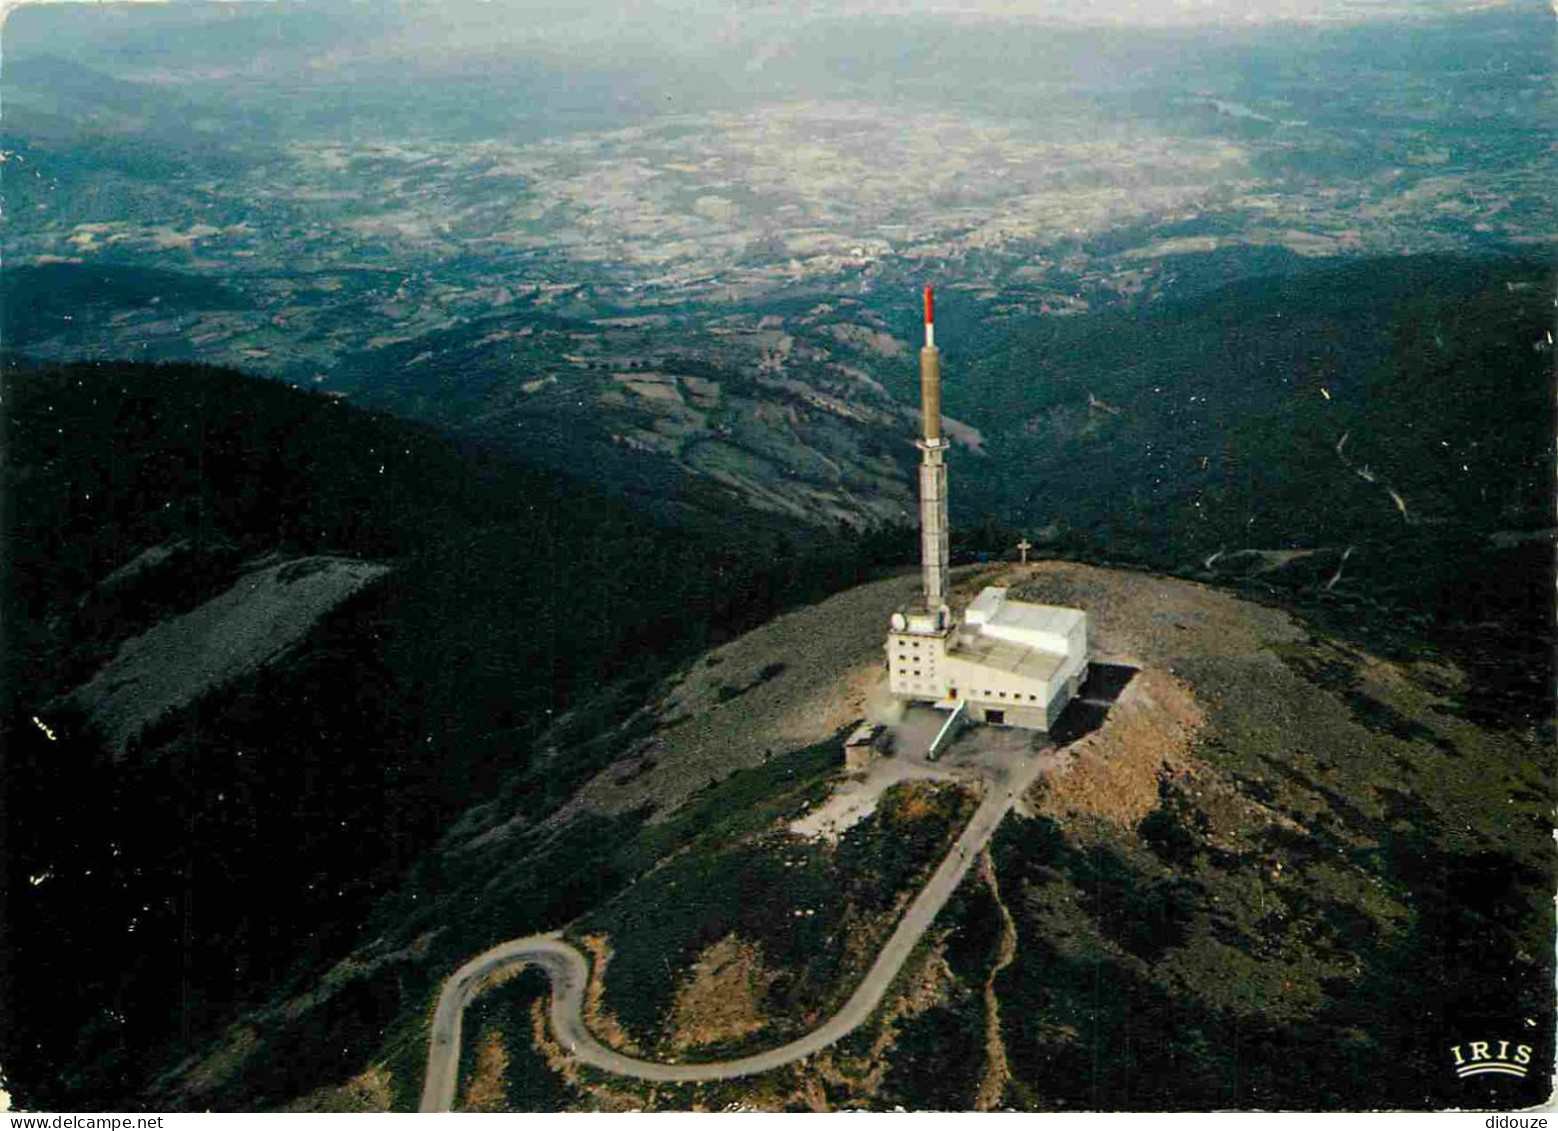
[9,4,1552,368]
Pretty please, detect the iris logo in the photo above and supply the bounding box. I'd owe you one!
[1451,1039,1532,1079]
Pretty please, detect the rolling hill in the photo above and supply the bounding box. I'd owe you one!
[1,252,1551,1111]
[0,357,908,1110]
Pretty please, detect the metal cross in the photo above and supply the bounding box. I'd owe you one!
[1017,538,1033,564]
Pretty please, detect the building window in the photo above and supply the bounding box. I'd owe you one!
[987,709,1006,725]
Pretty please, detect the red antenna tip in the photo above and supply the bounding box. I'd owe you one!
[924,285,934,325]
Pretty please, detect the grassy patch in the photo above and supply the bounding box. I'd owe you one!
[984,614,1554,1111]
[458,969,574,1112]
[572,762,975,1058]
[878,989,985,1110]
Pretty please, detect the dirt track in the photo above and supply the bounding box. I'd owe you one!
[420,745,1047,1110]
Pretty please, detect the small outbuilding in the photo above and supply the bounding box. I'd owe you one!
[843,721,892,772]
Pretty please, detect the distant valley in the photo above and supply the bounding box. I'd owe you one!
[5,4,1552,532]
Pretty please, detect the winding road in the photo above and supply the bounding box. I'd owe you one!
[420,750,1045,1111]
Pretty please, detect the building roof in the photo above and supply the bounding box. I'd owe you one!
[846,722,884,747]
[964,586,1085,654]
[951,633,1067,683]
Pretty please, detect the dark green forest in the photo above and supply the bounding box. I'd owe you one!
[936,255,1554,730]
[0,358,910,1109]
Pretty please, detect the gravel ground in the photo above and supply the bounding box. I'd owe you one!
[67,555,391,758]
[564,571,923,821]
[563,560,1299,825]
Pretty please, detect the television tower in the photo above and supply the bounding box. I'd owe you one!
[917,285,950,625]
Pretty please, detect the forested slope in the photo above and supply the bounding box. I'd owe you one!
[0,358,909,1109]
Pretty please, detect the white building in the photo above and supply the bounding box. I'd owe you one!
[887,587,1088,729]
[883,285,1089,732]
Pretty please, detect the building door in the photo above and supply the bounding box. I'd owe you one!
[987,709,1005,725]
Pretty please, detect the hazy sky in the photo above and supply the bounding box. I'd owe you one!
[1,0,1526,45]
